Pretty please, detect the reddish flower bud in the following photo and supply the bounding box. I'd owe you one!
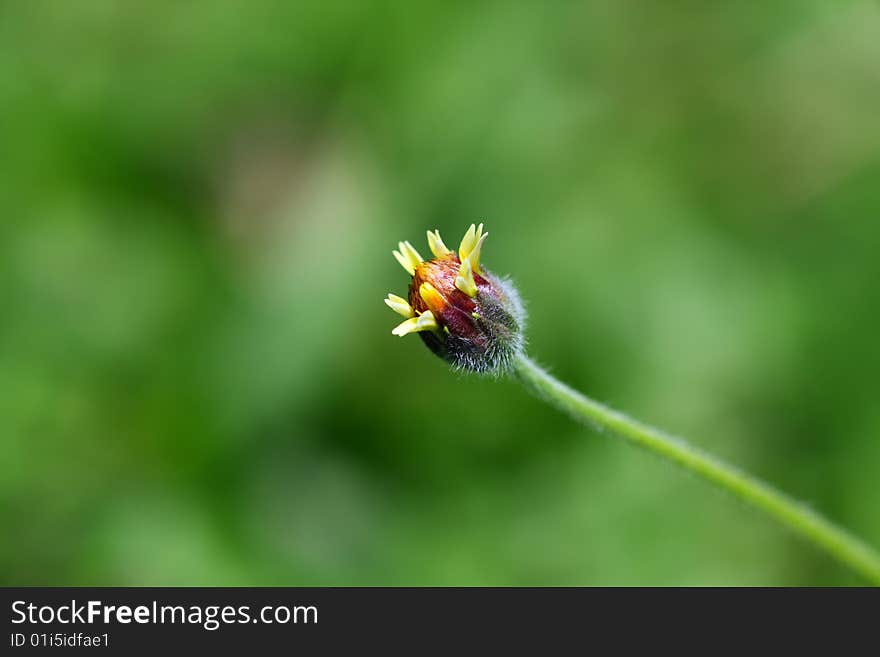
[384,225,525,374]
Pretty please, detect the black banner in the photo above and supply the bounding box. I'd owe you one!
[1,588,875,653]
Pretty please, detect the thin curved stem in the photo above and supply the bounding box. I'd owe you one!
[513,354,880,585]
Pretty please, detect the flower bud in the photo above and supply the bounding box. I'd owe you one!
[384,224,525,374]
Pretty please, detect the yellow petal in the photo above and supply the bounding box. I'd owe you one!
[455,257,478,297]
[401,240,424,267]
[384,293,413,318]
[391,317,419,336]
[393,249,414,275]
[426,229,451,258]
[393,240,423,275]
[458,223,478,262]
[416,310,438,330]
[391,310,437,336]
[466,231,488,274]
[419,282,446,313]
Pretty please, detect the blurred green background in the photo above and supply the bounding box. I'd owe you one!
[3,1,880,586]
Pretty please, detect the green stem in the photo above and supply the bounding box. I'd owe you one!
[513,354,880,585]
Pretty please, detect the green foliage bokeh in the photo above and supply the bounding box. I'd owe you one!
[2,1,880,585]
